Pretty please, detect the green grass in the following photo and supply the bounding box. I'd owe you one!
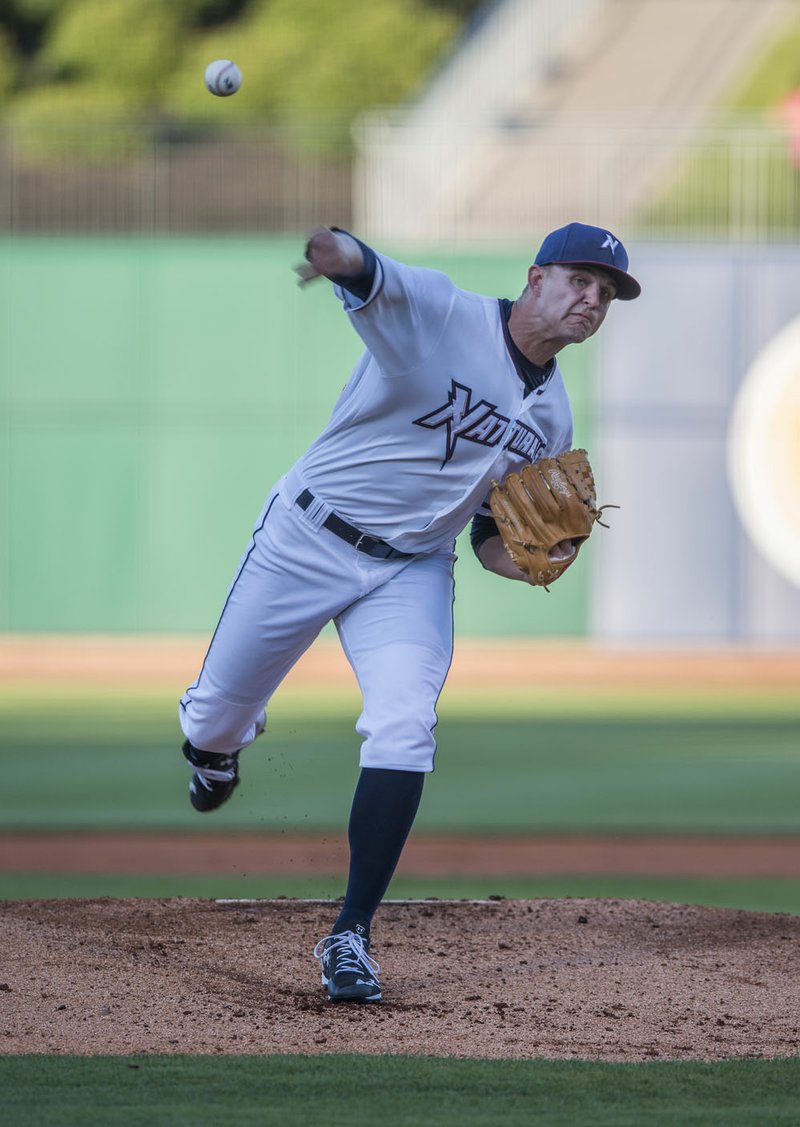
[2,691,800,834]
[1,1054,799,1127]
[2,875,800,916]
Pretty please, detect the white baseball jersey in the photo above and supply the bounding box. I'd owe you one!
[280,252,574,554]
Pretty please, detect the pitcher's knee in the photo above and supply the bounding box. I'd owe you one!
[357,718,438,773]
[179,695,265,756]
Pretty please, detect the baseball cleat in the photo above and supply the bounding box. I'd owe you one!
[313,927,382,1003]
[182,740,240,812]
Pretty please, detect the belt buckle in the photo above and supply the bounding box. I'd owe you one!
[353,532,370,554]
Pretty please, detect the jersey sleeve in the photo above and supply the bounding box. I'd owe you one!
[334,252,459,376]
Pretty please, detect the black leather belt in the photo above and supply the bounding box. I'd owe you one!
[295,489,412,560]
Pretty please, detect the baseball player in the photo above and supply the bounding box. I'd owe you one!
[179,222,640,1002]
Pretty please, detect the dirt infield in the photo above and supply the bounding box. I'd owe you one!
[2,831,799,1062]
[2,633,800,691]
[1,831,799,877]
[2,896,799,1061]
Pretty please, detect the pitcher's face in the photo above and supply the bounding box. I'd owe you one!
[536,264,616,342]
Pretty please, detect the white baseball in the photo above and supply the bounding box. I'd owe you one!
[204,59,242,97]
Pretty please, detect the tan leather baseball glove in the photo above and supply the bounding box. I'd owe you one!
[488,449,609,587]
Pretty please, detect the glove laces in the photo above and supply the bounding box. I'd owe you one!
[594,502,620,529]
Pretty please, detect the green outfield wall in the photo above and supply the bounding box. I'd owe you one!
[0,237,594,636]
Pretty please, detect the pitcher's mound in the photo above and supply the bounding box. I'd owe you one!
[3,897,798,1061]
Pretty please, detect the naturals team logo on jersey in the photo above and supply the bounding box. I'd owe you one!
[413,380,546,466]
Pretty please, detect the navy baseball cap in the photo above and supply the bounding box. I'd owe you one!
[535,222,641,300]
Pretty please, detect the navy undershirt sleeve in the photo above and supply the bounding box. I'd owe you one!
[470,511,500,557]
[327,228,377,301]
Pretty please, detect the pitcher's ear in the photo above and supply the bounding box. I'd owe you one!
[528,263,546,291]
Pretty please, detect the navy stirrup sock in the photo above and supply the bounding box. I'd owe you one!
[334,767,425,934]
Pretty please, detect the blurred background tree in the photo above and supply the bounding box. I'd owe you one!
[0,0,484,161]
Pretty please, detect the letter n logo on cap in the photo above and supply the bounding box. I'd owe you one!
[601,234,619,255]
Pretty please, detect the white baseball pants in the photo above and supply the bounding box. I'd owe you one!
[179,486,456,772]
